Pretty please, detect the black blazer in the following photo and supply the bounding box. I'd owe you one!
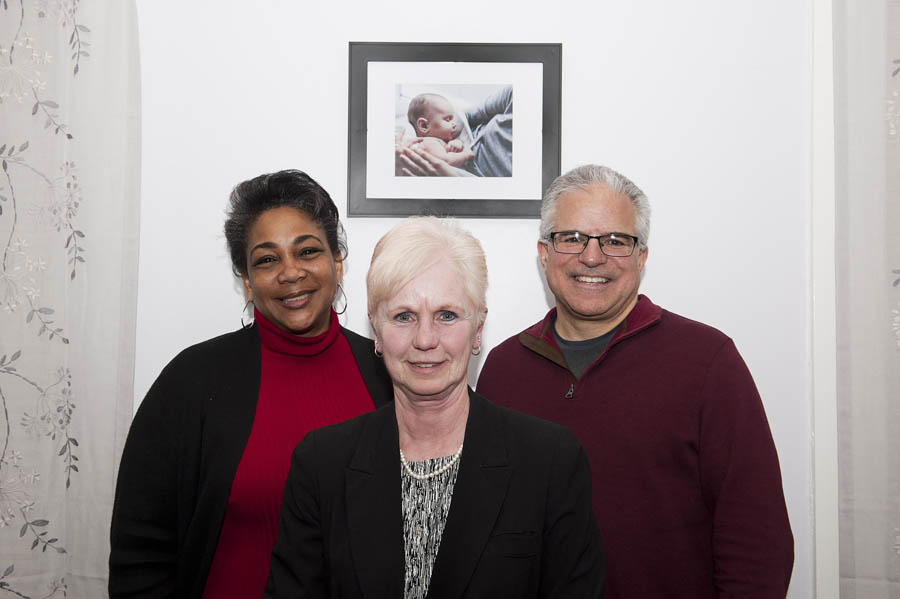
[109,324,393,599]
[265,391,604,598]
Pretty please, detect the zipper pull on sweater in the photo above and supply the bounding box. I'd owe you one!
[565,383,574,399]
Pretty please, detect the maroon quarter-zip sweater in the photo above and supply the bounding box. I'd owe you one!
[477,295,793,599]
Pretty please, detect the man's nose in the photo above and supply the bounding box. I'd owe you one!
[580,238,608,265]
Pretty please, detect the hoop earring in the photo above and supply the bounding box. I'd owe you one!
[471,347,481,356]
[374,347,383,358]
[241,299,254,328]
[334,283,348,315]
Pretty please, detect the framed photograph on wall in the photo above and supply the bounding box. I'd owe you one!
[347,42,561,218]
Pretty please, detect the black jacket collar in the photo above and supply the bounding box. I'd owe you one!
[345,390,512,599]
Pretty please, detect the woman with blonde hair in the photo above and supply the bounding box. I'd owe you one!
[265,216,603,598]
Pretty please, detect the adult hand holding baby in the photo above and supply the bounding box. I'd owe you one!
[394,139,462,177]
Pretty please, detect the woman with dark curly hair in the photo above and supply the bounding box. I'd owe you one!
[109,170,393,599]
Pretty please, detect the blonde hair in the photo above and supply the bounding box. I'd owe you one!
[367,216,488,319]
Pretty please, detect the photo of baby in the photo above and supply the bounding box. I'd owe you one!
[406,93,475,168]
[348,42,559,216]
[394,83,513,178]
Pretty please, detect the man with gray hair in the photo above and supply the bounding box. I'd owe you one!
[477,164,794,598]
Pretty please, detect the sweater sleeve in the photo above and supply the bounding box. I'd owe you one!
[465,85,513,130]
[698,340,794,598]
[108,368,182,598]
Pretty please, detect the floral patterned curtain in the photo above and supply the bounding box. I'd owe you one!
[0,1,139,596]
[834,0,900,595]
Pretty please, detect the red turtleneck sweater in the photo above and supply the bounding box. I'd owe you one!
[201,309,375,598]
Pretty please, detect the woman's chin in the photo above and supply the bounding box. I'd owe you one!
[395,376,468,404]
[271,311,330,337]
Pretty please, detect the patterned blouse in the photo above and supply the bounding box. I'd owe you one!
[400,453,462,599]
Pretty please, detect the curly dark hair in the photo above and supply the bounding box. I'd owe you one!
[224,169,347,277]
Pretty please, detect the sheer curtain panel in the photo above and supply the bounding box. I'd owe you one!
[834,0,900,596]
[0,1,139,596]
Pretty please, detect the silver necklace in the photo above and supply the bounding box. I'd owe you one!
[399,444,464,481]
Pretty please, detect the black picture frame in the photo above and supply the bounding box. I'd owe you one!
[347,42,561,218]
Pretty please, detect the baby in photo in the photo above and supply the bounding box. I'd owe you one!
[406,93,475,168]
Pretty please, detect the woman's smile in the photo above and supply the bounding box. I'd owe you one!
[242,206,343,336]
[373,261,483,404]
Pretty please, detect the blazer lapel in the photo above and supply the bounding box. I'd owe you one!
[345,404,406,597]
[426,391,511,599]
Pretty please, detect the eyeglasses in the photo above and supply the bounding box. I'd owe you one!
[547,231,640,257]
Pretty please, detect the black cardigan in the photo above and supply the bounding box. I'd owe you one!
[108,324,393,599]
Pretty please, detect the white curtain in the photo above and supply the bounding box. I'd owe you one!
[834,0,900,596]
[0,1,139,596]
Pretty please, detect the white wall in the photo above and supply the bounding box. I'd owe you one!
[136,1,813,596]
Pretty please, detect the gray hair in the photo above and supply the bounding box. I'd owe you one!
[539,164,651,250]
